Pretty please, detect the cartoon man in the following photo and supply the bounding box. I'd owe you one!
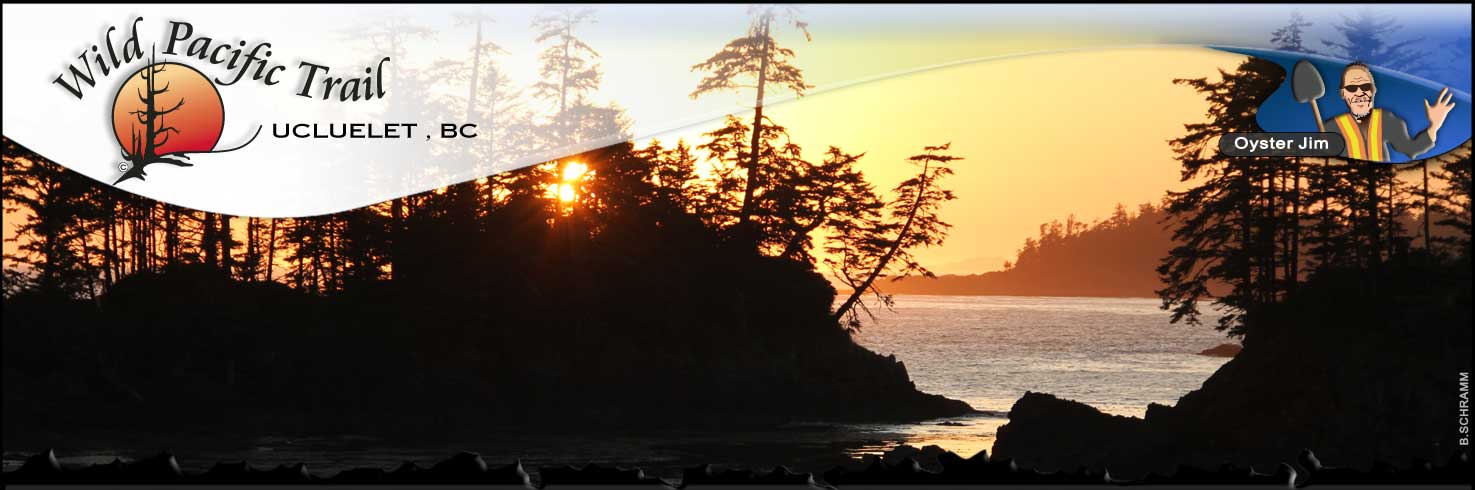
[1326,62,1456,161]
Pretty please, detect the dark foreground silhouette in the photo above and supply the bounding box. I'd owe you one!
[5,133,977,446]
[993,255,1473,480]
[1196,343,1243,357]
[3,260,971,445]
[6,444,1470,486]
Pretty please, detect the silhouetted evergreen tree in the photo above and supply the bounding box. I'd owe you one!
[532,6,602,148]
[1431,144,1473,255]
[1158,58,1290,335]
[1270,11,1315,54]
[698,115,805,235]
[348,15,435,286]
[638,139,704,213]
[2,140,96,297]
[882,202,1178,297]
[774,147,882,264]
[1321,9,1431,76]
[829,144,959,330]
[1158,50,1457,338]
[691,6,812,246]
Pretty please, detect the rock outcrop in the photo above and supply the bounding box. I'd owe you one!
[1197,343,1242,357]
[993,264,1473,479]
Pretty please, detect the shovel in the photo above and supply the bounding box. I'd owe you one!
[1292,60,1327,132]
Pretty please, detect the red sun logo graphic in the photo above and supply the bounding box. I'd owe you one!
[113,62,224,156]
[109,61,229,184]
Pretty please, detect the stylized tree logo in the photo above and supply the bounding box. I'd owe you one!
[111,48,258,184]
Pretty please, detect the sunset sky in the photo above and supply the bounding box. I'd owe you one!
[7,4,1461,276]
[650,46,1245,274]
[3,45,1246,277]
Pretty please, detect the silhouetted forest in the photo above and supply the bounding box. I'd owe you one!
[993,12,1473,475]
[1155,55,1472,337]
[883,203,1177,297]
[3,6,974,442]
[3,7,1471,476]
[884,194,1465,298]
[1,129,970,438]
[890,10,1473,309]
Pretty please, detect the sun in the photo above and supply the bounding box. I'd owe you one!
[111,62,224,158]
[562,162,588,181]
[557,161,589,202]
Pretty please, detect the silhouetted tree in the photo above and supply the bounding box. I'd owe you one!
[455,11,498,124]
[698,115,805,233]
[349,14,435,286]
[3,140,95,296]
[1431,144,1473,255]
[523,7,631,232]
[240,216,263,281]
[691,6,812,246]
[1270,11,1315,54]
[1406,146,1473,253]
[532,6,601,148]
[695,113,874,260]
[637,139,704,213]
[219,214,235,274]
[773,146,882,264]
[1158,58,1289,335]
[454,13,536,178]
[115,50,193,184]
[1322,9,1430,76]
[264,218,279,282]
[1,6,974,344]
[830,144,959,330]
[1270,12,1316,285]
[882,202,1177,297]
[1156,49,1449,338]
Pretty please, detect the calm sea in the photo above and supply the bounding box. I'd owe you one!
[843,294,1231,458]
[4,295,1232,479]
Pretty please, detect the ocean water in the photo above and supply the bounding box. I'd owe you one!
[842,294,1232,458]
[4,295,1232,477]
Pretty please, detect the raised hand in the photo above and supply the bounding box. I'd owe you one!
[1424,87,1456,139]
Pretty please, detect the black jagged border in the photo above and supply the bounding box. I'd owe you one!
[5,447,1471,487]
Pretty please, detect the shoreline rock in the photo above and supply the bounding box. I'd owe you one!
[992,269,1473,479]
[1197,343,1242,357]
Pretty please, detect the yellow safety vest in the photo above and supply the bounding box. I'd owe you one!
[1332,109,1386,161]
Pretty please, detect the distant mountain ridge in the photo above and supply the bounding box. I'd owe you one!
[881,203,1171,298]
[880,201,1460,298]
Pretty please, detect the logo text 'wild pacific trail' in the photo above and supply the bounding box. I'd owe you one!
[54,17,391,103]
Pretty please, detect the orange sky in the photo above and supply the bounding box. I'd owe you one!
[5,47,1262,277]
[652,46,1246,274]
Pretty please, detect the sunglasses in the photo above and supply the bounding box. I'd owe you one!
[1343,83,1375,94]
